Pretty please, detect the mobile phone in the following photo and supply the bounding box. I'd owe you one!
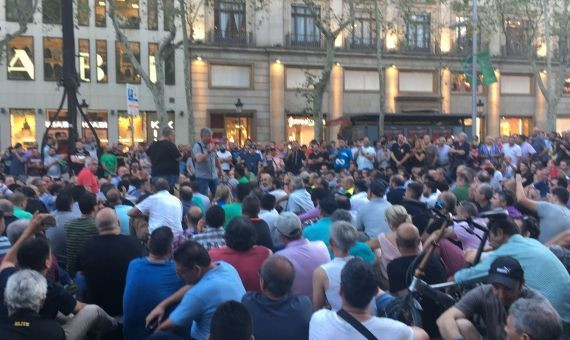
[146,319,159,333]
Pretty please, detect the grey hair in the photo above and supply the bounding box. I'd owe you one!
[508,298,562,340]
[275,212,302,240]
[7,219,30,245]
[200,127,212,137]
[162,127,175,137]
[4,269,47,314]
[330,221,357,253]
[291,176,305,190]
[331,209,353,223]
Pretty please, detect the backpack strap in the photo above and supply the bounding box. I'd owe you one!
[336,309,379,340]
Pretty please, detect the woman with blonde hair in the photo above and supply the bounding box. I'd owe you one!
[367,205,414,288]
[213,184,233,206]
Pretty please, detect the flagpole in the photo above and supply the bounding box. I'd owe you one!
[471,0,479,139]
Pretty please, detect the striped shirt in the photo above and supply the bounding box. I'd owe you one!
[64,217,98,277]
[0,236,10,258]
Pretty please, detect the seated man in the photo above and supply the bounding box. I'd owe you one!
[438,256,546,340]
[0,214,117,340]
[0,269,65,340]
[242,255,312,340]
[505,298,562,340]
[309,258,427,339]
[147,241,246,340]
[76,208,144,317]
[209,301,254,340]
[123,227,184,340]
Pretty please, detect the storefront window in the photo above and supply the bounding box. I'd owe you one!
[146,111,175,142]
[82,111,109,144]
[42,0,61,24]
[286,115,325,146]
[45,110,69,140]
[147,0,158,30]
[211,113,251,146]
[78,0,89,26]
[10,109,37,147]
[96,40,108,83]
[500,117,532,136]
[116,41,141,84]
[6,0,34,22]
[44,37,63,81]
[115,0,140,29]
[451,72,484,93]
[563,77,570,95]
[95,0,106,27]
[79,39,90,82]
[7,36,34,80]
[118,112,146,146]
[149,43,175,85]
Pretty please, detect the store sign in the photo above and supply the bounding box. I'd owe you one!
[8,49,34,79]
[45,121,108,129]
[149,119,174,141]
[126,84,139,116]
[288,116,326,128]
[79,52,90,82]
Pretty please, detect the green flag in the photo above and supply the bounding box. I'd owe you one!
[462,55,480,87]
[477,50,497,85]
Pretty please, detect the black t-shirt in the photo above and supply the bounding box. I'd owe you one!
[76,234,144,316]
[308,151,325,172]
[70,149,90,175]
[387,255,447,337]
[241,292,312,340]
[285,150,306,175]
[390,143,411,165]
[25,199,48,214]
[0,267,76,320]
[0,310,66,340]
[146,140,181,176]
[250,218,274,251]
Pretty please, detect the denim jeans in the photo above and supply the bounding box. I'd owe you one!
[196,177,218,196]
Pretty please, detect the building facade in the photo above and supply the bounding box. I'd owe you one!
[1,0,570,150]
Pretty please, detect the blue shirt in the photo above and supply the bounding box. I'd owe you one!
[454,235,570,323]
[123,258,184,340]
[303,217,375,265]
[169,261,246,340]
[240,152,262,173]
[114,205,132,236]
[334,147,352,170]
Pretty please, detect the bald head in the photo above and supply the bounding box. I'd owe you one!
[396,223,420,252]
[95,208,119,234]
[187,206,203,227]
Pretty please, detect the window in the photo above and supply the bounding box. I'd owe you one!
[286,67,321,89]
[79,39,90,82]
[7,36,35,80]
[6,0,34,23]
[10,109,36,147]
[115,41,141,83]
[291,4,320,47]
[96,40,108,83]
[95,0,106,27]
[78,0,89,26]
[563,77,570,95]
[118,112,146,146]
[147,0,158,30]
[149,43,175,85]
[344,70,379,91]
[115,0,140,29]
[83,111,108,144]
[147,111,175,142]
[351,12,375,49]
[42,0,61,24]
[211,113,252,146]
[399,71,433,92]
[451,72,483,93]
[214,0,246,43]
[454,16,471,52]
[505,20,529,56]
[43,37,63,81]
[210,65,251,88]
[500,74,532,95]
[164,0,175,30]
[406,14,430,51]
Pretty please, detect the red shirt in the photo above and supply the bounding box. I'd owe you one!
[77,167,99,193]
[209,245,271,292]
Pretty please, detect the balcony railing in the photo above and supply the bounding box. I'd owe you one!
[346,37,377,51]
[287,33,322,48]
[503,41,530,57]
[208,30,252,46]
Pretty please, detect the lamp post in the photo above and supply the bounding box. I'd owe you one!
[471,0,479,138]
[476,99,484,138]
[235,98,243,113]
[234,99,244,145]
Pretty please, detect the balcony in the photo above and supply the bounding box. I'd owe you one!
[287,33,322,49]
[346,37,377,51]
[208,30,252,46]
[502,41,530,58]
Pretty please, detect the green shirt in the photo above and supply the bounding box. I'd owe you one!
[453,185,470,203]
[223,203,242,227]
[64,217,98,277]
[238,177,249,184]
[100,152,117,178]
[13,207,32,220]
[192,197,205,212]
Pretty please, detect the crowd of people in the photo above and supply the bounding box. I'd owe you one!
[0,125,569,340]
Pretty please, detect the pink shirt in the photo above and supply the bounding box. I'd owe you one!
[76,167,99,193]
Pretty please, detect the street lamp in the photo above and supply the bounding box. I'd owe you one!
[235,98,243,114]
[79,99,89,110]
[476,99,484,115]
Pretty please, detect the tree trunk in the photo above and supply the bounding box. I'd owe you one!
[545,0,556,132]
[374,1,385,137]
[179,0,195,144]
[312,35,335,142]
[0,0,39,62]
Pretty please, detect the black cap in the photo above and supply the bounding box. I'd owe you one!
[487,256,524,289]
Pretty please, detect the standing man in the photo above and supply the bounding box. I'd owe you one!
[423,135,438,168]
[333,138,352,171]
[356,137,375,171]
[390,134,411,170]
[193,128,222,196]
[284,142,305,175]
[70,141,91,176]
[76,157,100,194]
[502,136,522,168]
[146,127,181,188]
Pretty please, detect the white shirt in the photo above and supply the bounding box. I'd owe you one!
[136,190,183,233]
[259,209,281,246]
[309,309,413,340]
[350,192,369,212]
[320,256,353,311]
[217,150,233,171]
[421,190,440,208]
[357,146,376,170]
[502,143,522,167]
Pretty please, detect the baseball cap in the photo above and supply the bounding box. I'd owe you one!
[275,212,303,238]
[487,256,524,289]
